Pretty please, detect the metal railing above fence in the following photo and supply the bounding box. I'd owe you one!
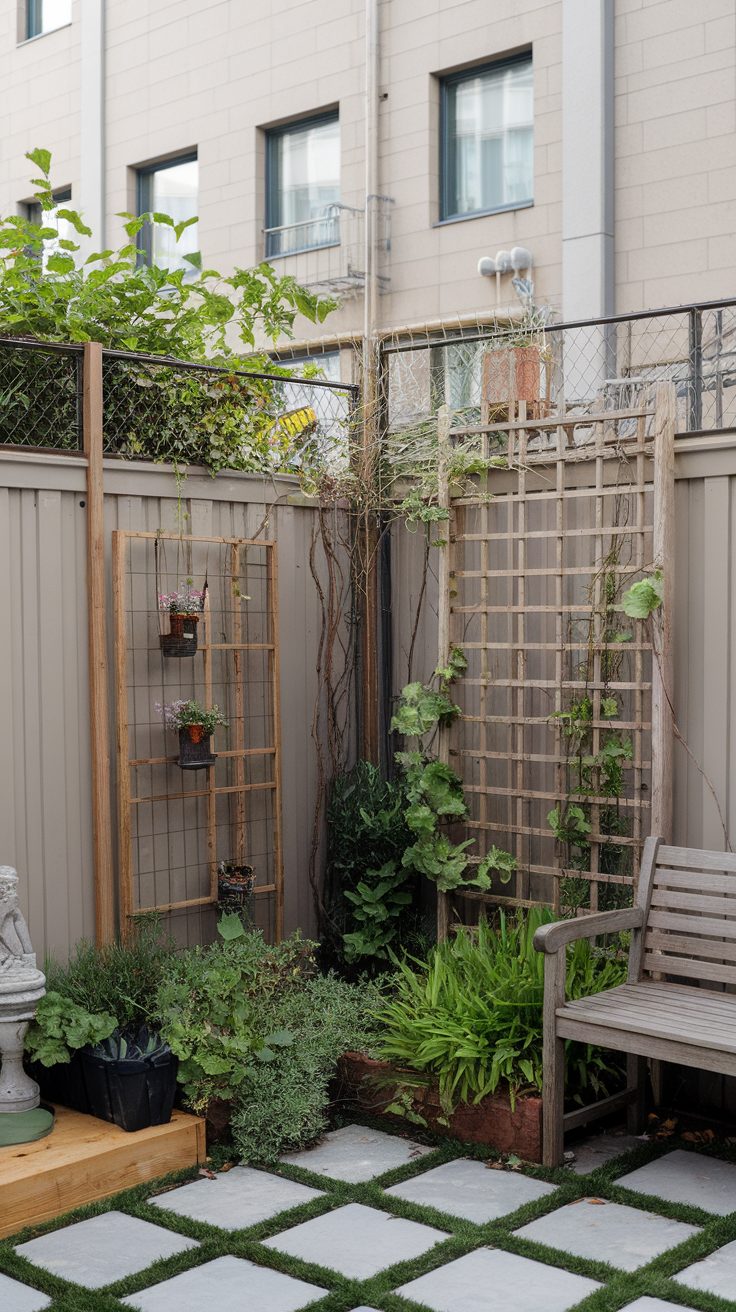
[380,296,736,438]
[0,337,83,451]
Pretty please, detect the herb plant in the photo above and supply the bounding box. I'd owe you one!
[158,699,228,735]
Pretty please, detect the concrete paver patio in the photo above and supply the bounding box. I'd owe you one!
[2,1122,733,1312]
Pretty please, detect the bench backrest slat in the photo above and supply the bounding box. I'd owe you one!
[639,842,736,989]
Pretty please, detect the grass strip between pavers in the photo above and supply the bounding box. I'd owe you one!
[3,1123,736,1312]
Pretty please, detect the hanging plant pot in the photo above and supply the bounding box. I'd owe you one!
[160,612,199,658]
[217,862,255,908]
[178,724,216,770]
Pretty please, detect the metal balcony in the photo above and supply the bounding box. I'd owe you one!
[263,200,391,299]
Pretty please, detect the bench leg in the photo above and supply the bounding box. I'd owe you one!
[626,1054,648,1135]
[543,1033,565,1166]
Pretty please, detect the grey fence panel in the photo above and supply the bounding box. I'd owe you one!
[0,453,346,959]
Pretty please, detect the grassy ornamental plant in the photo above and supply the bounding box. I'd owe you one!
[157,699,228,736]
[375,909,627,1114]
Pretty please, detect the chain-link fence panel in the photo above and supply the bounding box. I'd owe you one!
[102,352,356,477]
[380,300,736,439]
[0,339,82,450]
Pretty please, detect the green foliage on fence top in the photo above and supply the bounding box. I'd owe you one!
[0,149,333,359]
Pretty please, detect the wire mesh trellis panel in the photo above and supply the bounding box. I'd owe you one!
[442,394,673,922]
[101,351,355,475]
[0,338,82,450]
[112,530,283,948]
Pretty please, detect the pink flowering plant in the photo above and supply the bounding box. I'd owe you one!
[158,579,205,616]
[157,699,228,735]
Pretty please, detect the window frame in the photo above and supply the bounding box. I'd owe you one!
[265,110,340,258]
[439,51,534,224]
[136,152,198,266]
[24,0,72,41]
[24,185,72,228]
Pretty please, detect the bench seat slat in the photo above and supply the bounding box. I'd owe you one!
[650,888,736,916]
[557,982,736,1054]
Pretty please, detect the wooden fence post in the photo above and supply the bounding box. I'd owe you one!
[436,403,452,940]
[650,382,676,844]
[83,341,116,943]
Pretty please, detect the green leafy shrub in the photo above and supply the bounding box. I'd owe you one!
[25,992,117,1066]
[375,909,626,1112]
[230,972,384,1163]
[43,916,171,1032]
[153,925,315,1112]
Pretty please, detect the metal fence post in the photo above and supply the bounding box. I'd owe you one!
[688,307,703,432]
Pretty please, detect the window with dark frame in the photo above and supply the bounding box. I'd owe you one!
[25,0,71,39]
[440,53,534,222]
[24,186,73,270]
[136,154,199,273]
[265,112,340,257]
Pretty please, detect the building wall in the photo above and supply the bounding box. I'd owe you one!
[1,0,733,345]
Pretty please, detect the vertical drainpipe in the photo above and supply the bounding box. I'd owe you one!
[561,0,614,400]
[359,0,383,764]
[80,0,106,253]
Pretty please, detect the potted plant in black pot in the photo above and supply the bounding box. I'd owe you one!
[158,579,205,657]
[217,861,255,914]
[158,699,228,769]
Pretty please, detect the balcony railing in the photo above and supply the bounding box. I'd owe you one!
[263,201,391,298]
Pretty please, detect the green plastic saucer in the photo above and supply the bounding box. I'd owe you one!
[0,1105,55,1147]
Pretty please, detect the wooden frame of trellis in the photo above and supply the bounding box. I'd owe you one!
[436,383,676,937]
[112,530,284,941]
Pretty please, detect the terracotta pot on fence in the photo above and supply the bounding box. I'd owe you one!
[160,611,199,658]
[482,343,543,416]
[177,725,216,770]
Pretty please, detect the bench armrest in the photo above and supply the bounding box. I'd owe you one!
[533,907,644,954]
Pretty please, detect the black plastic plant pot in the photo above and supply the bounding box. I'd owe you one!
[177,726,216,770]
[217,863,255,908]
[28,1051,90,1114]
[160,612,199,658]
[78,1048,179,1133]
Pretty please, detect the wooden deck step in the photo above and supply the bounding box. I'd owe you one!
[0,1105,206,1239]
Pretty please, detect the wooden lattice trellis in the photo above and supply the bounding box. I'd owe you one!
[112,530,283,943]
[436,384,675,934]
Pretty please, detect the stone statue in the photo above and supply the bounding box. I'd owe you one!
[0,866,46,1114]
[0,867,37,974]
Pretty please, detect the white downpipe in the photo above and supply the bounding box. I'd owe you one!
[80,0,105,255]
[362,0,380,415]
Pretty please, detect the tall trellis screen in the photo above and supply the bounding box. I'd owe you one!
[436,385,675,930]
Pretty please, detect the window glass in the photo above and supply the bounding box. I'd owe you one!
[26,0,71,38]
[266,115,340,256]
[26,188,75,271]
[138,157,199,272]
[442,57,533,219]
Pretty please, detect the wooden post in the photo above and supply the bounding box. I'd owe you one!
[269,543,285,943]
[112,530,131,932]
[542,947,566,1166]
[650,383,676,843]
[83,342,115,943]
[436,403,452,941]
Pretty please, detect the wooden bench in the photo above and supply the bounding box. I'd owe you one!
[534,837,736,1166]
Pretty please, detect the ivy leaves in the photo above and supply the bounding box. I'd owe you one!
[390,683,459,737]
[621,570,664,619]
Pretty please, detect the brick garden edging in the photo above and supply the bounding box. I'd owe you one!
[336,1051,543,1162]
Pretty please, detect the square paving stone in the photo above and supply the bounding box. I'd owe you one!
[280,1124,432,1182]
[674,1238,736,1299]
[0,1273,51,1312]
[121,1255,326,1311]
[395,1247,602,1311]
[513,1197,700,1272]
[15,1211,198,1289]
[385,1158,558,1222]
[262,1201,447,1278]
[618,1149,736,1215]
[619,1301,699,1311]
[568,1131,642,1175]
[149,1166,324,1228]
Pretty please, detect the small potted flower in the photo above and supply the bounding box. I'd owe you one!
[159,579,205,657]
[217,860,255,911]
[158,699,228,769]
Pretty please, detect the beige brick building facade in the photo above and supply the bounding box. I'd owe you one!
[0,0,734,361]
